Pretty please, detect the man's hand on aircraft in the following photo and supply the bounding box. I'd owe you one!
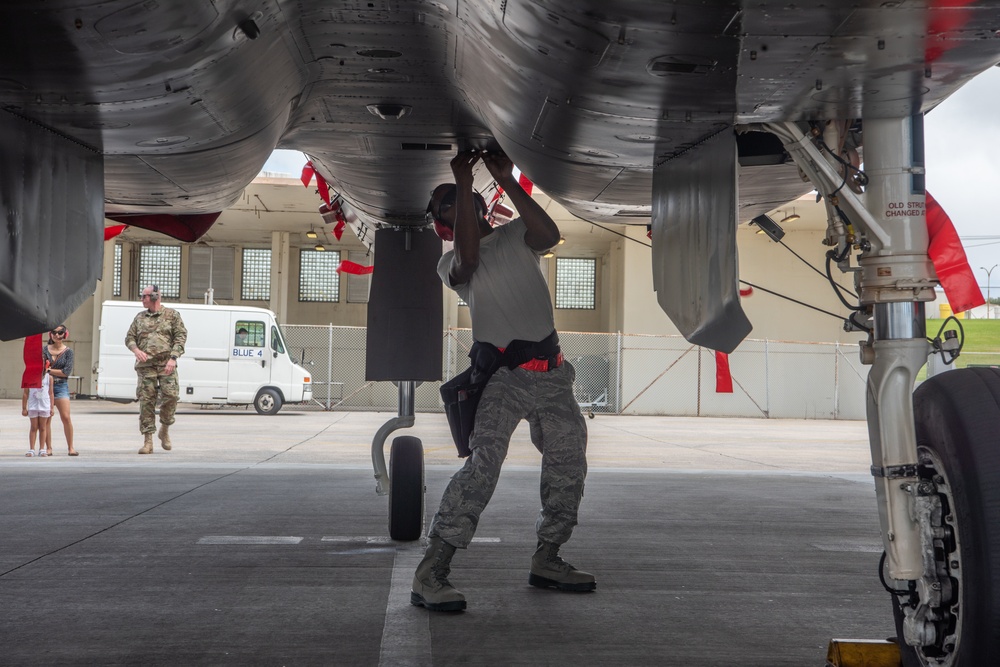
[450,151,480,188]
[482,151,515,186]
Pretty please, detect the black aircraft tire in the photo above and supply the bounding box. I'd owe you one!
[389,435,424,542]
[893,367,1000,666]
[253,388,283,415]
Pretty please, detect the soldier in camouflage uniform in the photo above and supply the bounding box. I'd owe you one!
[412,151,593,613]
[125,285,187,455]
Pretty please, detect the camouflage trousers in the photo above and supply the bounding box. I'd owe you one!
[429,360,588,549]
[136,365,179,434]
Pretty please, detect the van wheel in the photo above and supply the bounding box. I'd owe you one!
[389,436,424,541]
[254,388,283,415]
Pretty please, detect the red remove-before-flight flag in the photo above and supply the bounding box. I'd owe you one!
[715,351,733,393]
[21,334,44,389]
[338,260,373,275]
[926,191,984,314]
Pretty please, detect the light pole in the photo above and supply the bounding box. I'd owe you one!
[982,264,998,319]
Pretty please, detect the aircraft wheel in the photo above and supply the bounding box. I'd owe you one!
[892,367,1000,666]
[389,435,424,541]
[253,388,282,415]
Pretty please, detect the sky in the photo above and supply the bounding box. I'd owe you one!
[925,65,1000,290]
[261,65,1000,288]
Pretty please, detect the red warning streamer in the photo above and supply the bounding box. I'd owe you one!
[926,191,984,314]
[715,351,733,393]
[104,224,127,241]
[22,334,44,389]
[300,160,331,204]
[338,260,373,275]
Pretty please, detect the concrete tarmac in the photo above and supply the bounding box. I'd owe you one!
[0,399,893,666]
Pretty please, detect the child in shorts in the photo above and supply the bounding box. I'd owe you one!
[22,362,53,457]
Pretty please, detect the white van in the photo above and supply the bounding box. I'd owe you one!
[97,301,312,414]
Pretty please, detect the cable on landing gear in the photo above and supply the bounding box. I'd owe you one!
[928,315,964,365]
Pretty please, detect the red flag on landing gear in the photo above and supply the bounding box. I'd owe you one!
[926,192,984,314]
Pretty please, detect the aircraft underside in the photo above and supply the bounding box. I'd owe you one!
[4,1,1000,663]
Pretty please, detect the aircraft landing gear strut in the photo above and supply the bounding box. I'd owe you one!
[371,380,425,541]
[763,116,1000,664]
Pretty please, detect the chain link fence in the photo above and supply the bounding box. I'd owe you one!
[279,325,869,419]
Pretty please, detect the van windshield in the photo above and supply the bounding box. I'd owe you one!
[271,325,286,355]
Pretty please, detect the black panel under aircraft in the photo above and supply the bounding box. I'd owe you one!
[366,228,443,382]
[0,111,103,341]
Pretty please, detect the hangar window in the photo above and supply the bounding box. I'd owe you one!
[242,248,271,301]
[346,250,371,304]
[188,246,234,300]
[138,245,181,299]
[113,244,122,297]
[299,249,341,302]
[555,257,596,310]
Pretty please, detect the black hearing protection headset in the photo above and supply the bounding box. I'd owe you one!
[426,186,488,242]
[149,285,160,301]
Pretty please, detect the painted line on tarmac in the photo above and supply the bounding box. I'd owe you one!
[379,544,431,667]
[197,536,303,545]
[376,537,500,667]
[322,536,500,544]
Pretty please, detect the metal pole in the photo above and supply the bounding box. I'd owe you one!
[615,331,623,414]
[327,323,334,410]
[764,339,770,418]
[696,347,701,417]
[981,265,997,318]
[834,342,840,420]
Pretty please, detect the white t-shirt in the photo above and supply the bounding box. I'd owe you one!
[27,373,51,413]
[438,218,555,348]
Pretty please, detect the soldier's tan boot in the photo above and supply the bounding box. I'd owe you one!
[158,424,172,451]
[138,434,154,455]
[529,541,597,592]
[410,537,467,612]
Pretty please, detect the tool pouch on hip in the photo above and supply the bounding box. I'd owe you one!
[440,342,503,457]
[440,331,560,457]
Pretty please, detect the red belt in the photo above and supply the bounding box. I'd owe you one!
[519,352,563,372]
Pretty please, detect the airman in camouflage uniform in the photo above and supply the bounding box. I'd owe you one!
[412,151,594,613]
[125,285,187,454]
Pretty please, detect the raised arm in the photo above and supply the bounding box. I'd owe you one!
[482,152,560,251]
[449,151,484,285]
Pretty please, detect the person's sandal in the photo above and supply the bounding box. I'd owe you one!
[25,451,35,457]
